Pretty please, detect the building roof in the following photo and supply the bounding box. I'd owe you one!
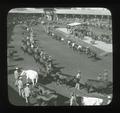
[55,9,111,16]
[67,22,81,26]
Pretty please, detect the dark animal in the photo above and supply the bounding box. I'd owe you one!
[85,79,112,93]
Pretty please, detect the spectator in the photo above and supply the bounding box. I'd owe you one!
[75,70,81,90]
[14,67,20,86]
[103,69,109,81]
[97,73,103,81]
[70,92,79,106]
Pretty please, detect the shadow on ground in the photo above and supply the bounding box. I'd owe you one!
[8,64,17,67]
[14,57,24,61]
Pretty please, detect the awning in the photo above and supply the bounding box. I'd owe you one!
[67,22,81,26]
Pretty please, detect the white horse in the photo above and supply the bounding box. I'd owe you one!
[20,70,38,86]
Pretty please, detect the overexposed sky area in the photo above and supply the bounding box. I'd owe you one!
[9,8,111,15]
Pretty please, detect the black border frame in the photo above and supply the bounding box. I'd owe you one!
[0,1,120,113]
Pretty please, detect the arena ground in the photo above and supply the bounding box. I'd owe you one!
[7,23,113,105]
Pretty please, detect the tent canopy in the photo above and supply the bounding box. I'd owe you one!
[67,22,81,26]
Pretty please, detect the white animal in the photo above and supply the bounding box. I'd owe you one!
[80,96,103,106]
[20,70,38,86]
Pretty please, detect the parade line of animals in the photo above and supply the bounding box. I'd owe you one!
[45,27,100,60]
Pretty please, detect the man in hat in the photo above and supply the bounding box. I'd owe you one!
[70,92,79,106]
[47,56,52,64]
[14,67,20,86]
[23,83,31,103]
[75,70,82,90]
[103,69,109,81]
[17,76,23,96]
[97,73,103,81]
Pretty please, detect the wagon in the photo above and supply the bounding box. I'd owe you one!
[85,79,113,94]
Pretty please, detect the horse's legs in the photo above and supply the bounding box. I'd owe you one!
[32,80,34,86]
[25,97,28,103]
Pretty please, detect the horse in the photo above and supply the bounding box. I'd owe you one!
[72,43,79,52]
[67,40,71,46]
[77,45,83,53]
[85,79,112,93]
[20,70,39,86]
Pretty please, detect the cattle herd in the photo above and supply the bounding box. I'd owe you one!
[8,12,112,106]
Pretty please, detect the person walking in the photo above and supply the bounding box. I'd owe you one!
[14,67,20,86]
[23,83,31,103]
[103,69,109,81]
[75,70,81,90]
[70,92,79,106]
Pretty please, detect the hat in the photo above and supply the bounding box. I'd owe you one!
[27,37,29,39]
[107,95,111,99]
[15,67,19,70]
[26,83,29,86]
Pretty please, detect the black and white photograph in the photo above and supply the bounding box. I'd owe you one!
[7,8,113,106]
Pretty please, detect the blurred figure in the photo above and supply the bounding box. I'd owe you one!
[14,67,20,86]
[17,76,23,96]
[103,69,109,81]
[70,92,79,106]
[75,70,81,90]
[97,73,103,81]
[23,83,31,103]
